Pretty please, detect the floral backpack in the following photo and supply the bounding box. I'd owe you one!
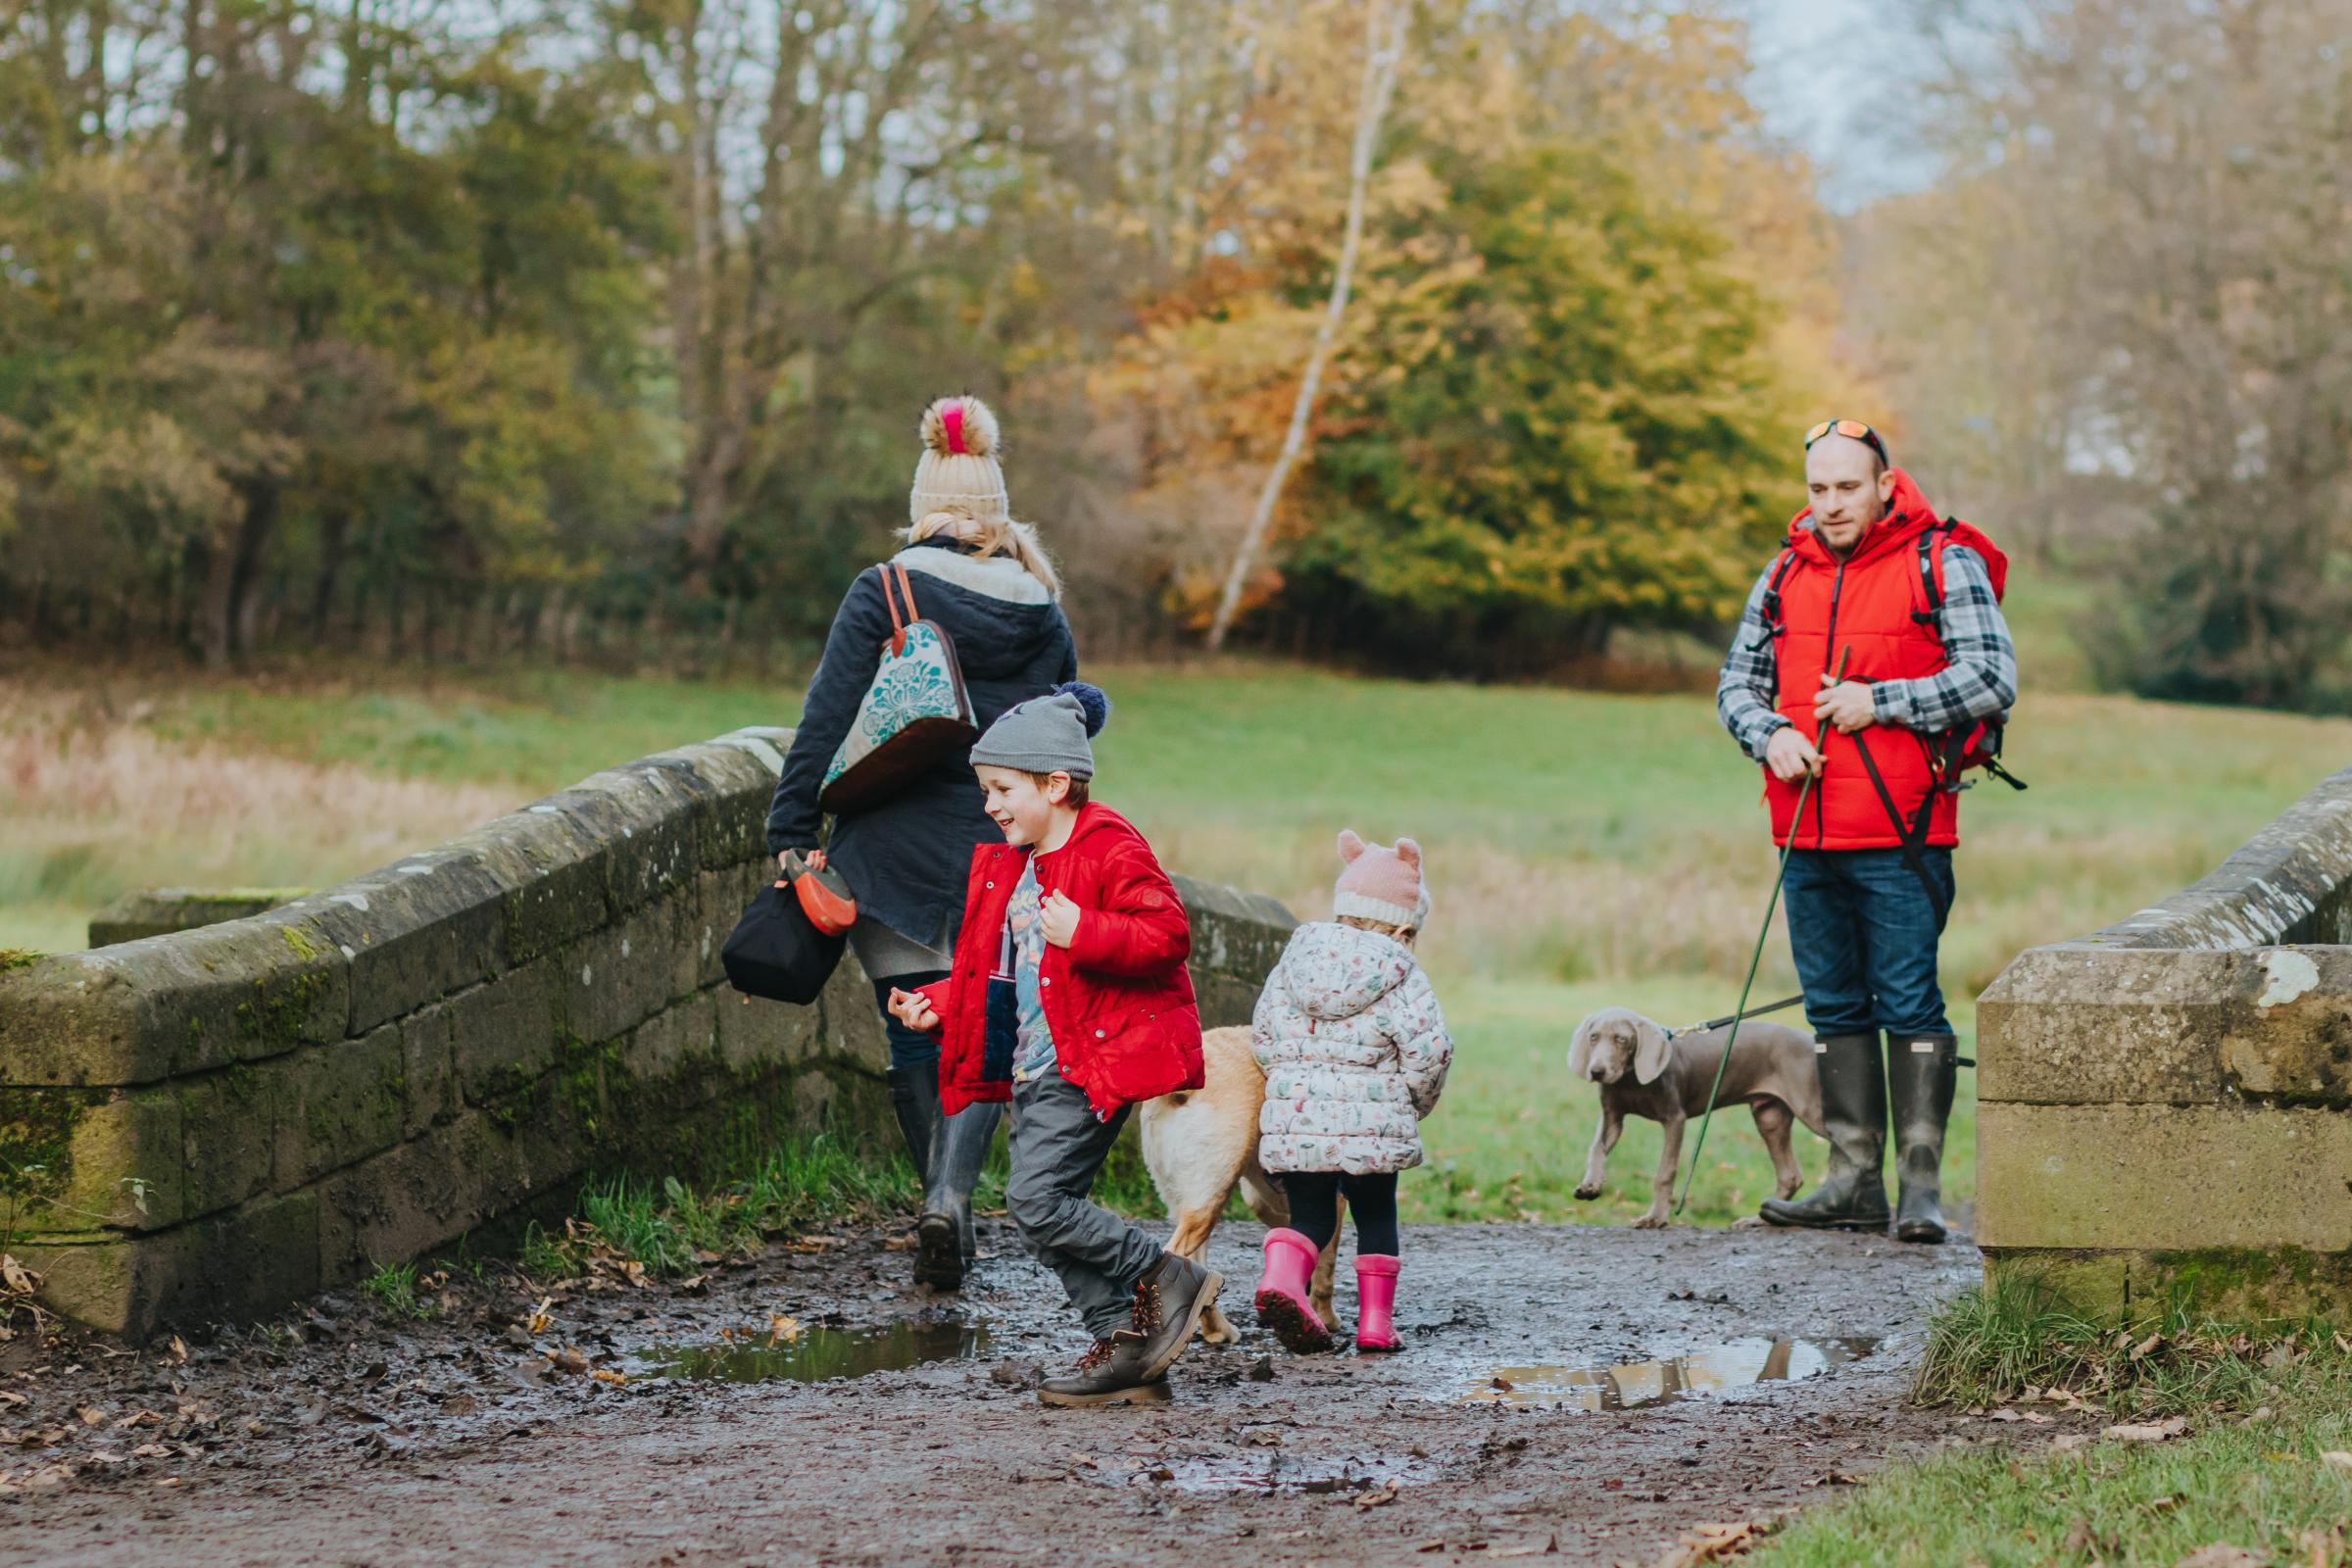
[818,561,978,813]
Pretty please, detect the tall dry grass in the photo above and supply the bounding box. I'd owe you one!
[0,695,519,953]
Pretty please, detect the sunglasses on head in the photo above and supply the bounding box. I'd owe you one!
[1804,417,1888,465]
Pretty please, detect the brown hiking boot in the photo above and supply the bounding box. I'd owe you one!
[1128,1252,1224,1382]
[1037,1332,1169,1407]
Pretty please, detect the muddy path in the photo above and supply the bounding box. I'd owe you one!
[4,1218,2022,1566]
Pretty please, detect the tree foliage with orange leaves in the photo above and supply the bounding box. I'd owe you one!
[1088,0,1864,657]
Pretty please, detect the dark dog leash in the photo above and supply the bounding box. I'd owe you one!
[1673,650,1846,1218]
[1664,994,1804,1041]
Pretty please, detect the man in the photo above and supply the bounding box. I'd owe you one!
[1716,420,2018,1243]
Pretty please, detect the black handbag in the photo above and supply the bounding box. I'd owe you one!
[721,862,850,1006]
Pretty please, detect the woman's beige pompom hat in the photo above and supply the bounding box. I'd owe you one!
[909,395,1009,524]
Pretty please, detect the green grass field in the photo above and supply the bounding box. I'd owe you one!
[7,637,2346,1228]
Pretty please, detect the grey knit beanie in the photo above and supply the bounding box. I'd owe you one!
[970,682,1110,780]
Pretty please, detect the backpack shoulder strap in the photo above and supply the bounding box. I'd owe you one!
[1755,547,1800,633]
[1912,518,1958,632]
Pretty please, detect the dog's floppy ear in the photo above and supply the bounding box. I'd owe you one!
[1338,828,1367,865]
[1633,1016,1673,1084]
[1566,1012,1599,1081]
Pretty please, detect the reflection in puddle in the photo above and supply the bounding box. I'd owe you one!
[636,1321,994,1384]
[1083,1453,1438,1494]
[1458,1337,1881,1411]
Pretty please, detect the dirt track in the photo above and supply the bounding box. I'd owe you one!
[4,1217,1999,1566]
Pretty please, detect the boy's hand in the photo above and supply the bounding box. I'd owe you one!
[886,987,941,1033]
[1040,890,1083,950]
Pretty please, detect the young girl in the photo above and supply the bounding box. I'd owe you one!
[1250,831,1453,1352]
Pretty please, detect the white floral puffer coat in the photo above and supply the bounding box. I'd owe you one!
[1253,921,1453,1176]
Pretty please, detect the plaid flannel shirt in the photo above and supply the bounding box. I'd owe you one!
[1715,541,2018,762]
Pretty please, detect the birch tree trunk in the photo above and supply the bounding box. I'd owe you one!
[1203,0,1410,652]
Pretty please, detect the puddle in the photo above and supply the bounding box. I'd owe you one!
[1080,1453,1438,1494]
[635,1321,994,1384]
[1457,1336,1882,1411]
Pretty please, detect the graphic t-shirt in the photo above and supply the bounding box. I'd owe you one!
[1007,859,1056,1082]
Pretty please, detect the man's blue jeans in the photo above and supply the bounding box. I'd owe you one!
[1782,848,1953,1038]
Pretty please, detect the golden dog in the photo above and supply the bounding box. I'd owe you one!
[1137,1025,1341,1343]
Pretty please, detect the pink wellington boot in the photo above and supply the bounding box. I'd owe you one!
[1252,1228,1334,1352]
[1354,1255,1401,1351]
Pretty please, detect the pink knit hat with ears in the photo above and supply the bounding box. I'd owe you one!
[1332,830,1431,930]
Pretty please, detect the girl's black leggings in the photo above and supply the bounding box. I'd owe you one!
[1279,1171,1400,1256]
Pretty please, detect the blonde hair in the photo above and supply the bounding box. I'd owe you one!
[1338,912,1417,947]
[905,510,1064,600]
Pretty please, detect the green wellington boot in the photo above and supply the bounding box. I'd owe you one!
[1888,1033,1959,1244]
[1758,1032,1891,1231]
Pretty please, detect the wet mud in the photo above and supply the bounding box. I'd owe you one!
[2,1216,2054,1565]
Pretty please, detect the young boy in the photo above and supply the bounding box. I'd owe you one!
[888,681,1222,1405]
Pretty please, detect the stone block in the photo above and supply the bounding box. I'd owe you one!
[559,915,677,1046]
[674,736,782,872]
[179,1063,278,1218]
[690,864,765,994]
[1977,1102,2352,1253]
[88,887,311,948]
[271,1029,406,1190]
[1977,946,2235,1105]
[0,915,348,1088]
[447,961,562,1104]
[715,988,823,1072]
[398,1003,459,1138]
[625,995,718,1087]
[22,1190,320,1340]
[2076,765,2352,951]
[1984,1247,2352,1322]
[1194,973,1263,1031]
[536,761,700,917]
[1175,874,1298,983]
[1982,944,2352,1108]
[317,1112,517,1281]
[1,1085,181,1234]
[469,808,612,965]
[299,839,535,1035]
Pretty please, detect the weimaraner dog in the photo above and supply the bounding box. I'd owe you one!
[1567,1007,1827,1228]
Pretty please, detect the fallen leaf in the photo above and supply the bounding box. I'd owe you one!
[546,1348,589,1376]
[1352,1479,1400,1509]
[2171,1546,2267,1568]
[1651,1520,1758,1568]
[2130,1332,2163,1361]
[112,1410,165,1430]
[130,1443,172,1459]
[766,1315,802,1347]
[77,1407,104,1427]
[526,1297,553,1336]
[166,1336,188,1365]
[2104,1417,2188,1443]
[591,1368,627,1386]
[0,1255,37,1295]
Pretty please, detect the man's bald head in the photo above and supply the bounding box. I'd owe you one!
[1803,434,1896,557]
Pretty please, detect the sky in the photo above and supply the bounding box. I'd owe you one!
[1739,0,1949,211]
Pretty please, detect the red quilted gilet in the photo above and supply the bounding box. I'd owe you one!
[1762,469,1982,852]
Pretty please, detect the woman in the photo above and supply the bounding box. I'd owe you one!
[765,394,1076,1291]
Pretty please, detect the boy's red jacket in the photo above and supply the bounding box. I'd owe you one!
[915,803,1203,1120]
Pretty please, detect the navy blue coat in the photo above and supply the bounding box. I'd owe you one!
[765,536,1078,945]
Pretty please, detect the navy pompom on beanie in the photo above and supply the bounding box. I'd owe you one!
[970,681,1110,780]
